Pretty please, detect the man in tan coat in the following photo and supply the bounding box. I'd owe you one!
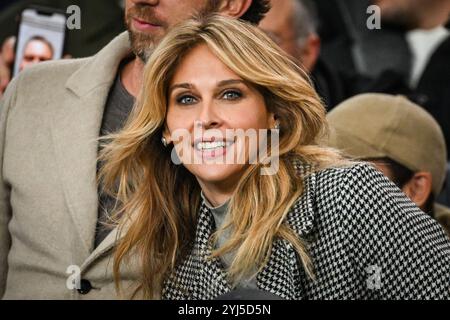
[0,0,270,299]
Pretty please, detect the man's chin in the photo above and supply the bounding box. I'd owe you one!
[127,30,156,63]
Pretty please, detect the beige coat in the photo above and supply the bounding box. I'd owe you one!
[0,32,140,299]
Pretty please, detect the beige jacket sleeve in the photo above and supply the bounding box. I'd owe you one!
[0,76,18,298]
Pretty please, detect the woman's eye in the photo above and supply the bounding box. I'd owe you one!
[222,90,242,100]
[177,95,197,105]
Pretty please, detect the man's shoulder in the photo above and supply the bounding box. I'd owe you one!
[11,32,130,96]
[16,57,92,86]
[1,55,101,116]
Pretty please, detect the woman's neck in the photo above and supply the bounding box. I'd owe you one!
[199,181,236,207]
[201,189,232,208]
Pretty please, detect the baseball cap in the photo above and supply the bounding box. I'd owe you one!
[326,93,447,195]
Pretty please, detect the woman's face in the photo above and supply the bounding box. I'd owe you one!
[165,44,275,192]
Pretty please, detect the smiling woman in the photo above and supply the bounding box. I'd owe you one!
[99,15,450,300]
[165,43,277,203]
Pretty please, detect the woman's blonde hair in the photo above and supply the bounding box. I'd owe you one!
[99,14,342,299]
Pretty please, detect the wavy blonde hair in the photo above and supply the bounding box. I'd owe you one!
[99,14,343,299]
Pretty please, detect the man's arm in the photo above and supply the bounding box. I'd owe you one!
[0,75,18,298]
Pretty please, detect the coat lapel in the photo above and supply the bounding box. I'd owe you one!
[51,32,132,257]
[162,203,231,299]
[80,223,129,272]
[257,163,316,299]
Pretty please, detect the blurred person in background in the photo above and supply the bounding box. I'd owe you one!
[372,0,450,159]
[259,0,346,109]
[314,0,450,157]
[327,93,450,236]
[19,36,54,72]
[315,0,413,81]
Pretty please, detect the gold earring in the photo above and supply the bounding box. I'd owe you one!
[161,137,168,147]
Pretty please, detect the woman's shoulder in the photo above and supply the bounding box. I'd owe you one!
[294,161,447,245]
[313,162,420,217]
[300,161,397,204]
[290,161,422,232]
[291,162,450,299]
[297,160,387,186]
[313,161,385,186]
[287,162,391,236]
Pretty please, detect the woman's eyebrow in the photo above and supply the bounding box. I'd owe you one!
[169,79,246,94]
[169,83,193,93]
[216,79,246,87]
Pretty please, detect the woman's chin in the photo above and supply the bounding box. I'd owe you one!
[188,163,246,186]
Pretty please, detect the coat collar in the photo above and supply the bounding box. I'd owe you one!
[65,32,132,98]
[51,32,132,258]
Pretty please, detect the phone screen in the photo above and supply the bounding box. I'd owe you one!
[13,7,66,76]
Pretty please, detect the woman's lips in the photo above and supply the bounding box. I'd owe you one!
[193,140,235,160]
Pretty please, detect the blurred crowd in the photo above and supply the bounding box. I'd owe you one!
[0,0,449,234]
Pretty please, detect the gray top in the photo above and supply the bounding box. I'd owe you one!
[100,68,135,137]
[201,192,258,289]
[96,68,135,248]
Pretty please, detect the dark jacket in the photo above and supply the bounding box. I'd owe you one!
[415,36,450,158]
[162,163,450,299]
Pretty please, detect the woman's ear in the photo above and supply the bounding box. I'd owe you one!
[216,0,253,19]
[402,172,433,211]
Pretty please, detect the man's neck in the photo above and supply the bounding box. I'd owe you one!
[120,56,145,98]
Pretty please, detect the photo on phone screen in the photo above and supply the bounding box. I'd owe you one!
[13,7,66,76]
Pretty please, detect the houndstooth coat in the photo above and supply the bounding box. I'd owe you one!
[162,163,450,299]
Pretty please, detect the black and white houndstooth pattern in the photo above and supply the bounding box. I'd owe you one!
[162,163,450,300]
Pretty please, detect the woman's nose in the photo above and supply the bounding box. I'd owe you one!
[197,101,221,129]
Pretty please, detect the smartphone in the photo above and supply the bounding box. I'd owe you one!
[13,6,66,76]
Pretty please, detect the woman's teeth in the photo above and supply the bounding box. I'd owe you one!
[196,141,232,151]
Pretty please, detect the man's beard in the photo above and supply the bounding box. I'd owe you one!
[127,29,157,63]
[125,2,219,63]
[125,4,166,63]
